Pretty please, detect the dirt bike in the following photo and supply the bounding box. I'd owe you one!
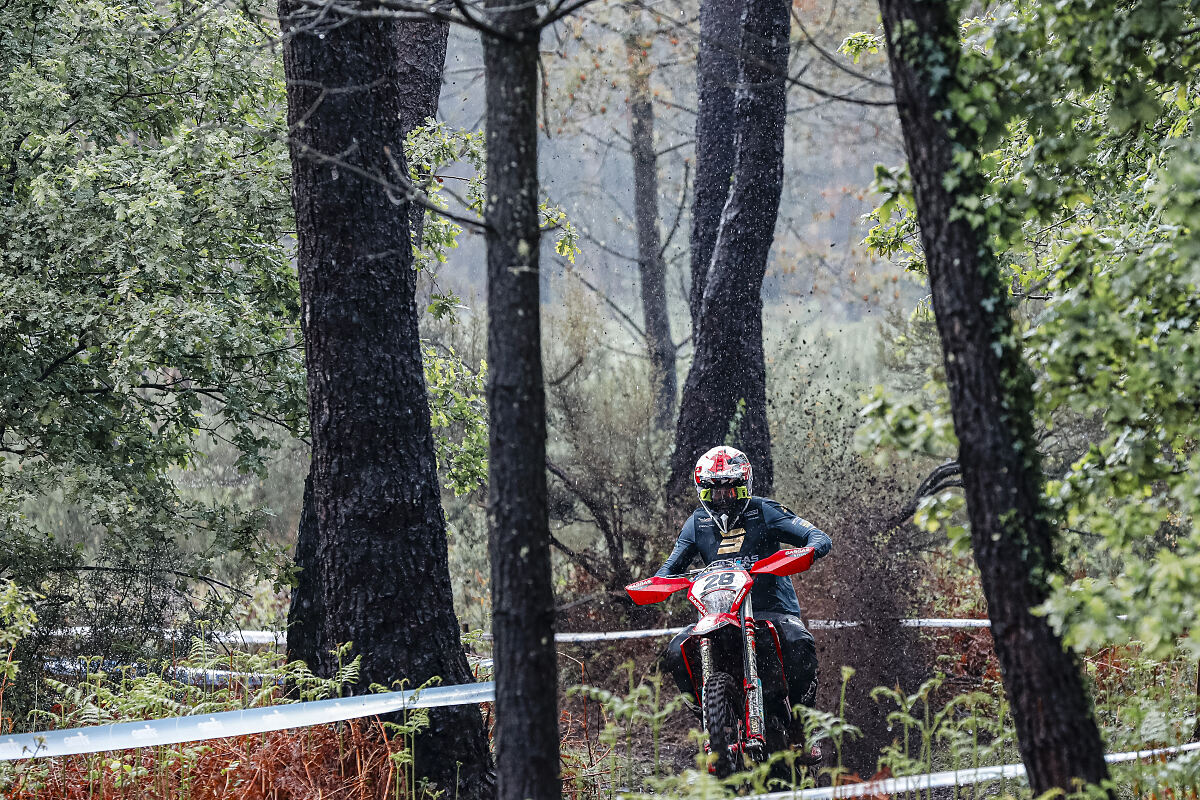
[625,547,817,779]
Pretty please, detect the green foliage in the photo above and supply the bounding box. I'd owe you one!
[407,119,580,273]
[0,0,300,618]
[838,32,883,63]
[861,165,923,272]
[408,121,486,275]
[871,674,1016,779]
[423,345,487,496]
[855,0,1200,666]
[0,580,37,685]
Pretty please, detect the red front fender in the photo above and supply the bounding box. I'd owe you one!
[692,612,741,635]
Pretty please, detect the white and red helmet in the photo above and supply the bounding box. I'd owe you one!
[694,446,753,530]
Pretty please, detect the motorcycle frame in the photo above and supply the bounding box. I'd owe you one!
[688,566,777,761]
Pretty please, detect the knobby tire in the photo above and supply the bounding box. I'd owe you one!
[704,671,742,778]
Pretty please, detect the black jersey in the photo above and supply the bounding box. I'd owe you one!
[654,497,832,614]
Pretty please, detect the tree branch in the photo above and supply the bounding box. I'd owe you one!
[659,158,691,260]
[555,257,646,340]
[37,340,89,382]
[45,565,252,598]
[878,460,962,531]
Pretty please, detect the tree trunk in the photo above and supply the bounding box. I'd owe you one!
[288,7,450,669]
[287,10,449,670]
[285,472,320,669]
[398,8,450,244]
[627,20,677,431]
[687,0,745,332]
[877,0,1112,793]
[279,5,492,799]
[669,0,786,508]
[482,4,561,800]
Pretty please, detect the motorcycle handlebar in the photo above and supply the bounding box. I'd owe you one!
[660,557,758,580]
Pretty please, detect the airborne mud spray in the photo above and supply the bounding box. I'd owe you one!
[802,509,933,777]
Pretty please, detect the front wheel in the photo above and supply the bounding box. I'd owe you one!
[704,671,742,778]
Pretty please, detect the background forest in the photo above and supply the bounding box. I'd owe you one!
[1,0,1198,796]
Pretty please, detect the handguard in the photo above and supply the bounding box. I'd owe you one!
[749,546,815,577]
[625,575,692,606]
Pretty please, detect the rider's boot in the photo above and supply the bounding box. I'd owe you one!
[682,693,703,725]
[789,681,822,765]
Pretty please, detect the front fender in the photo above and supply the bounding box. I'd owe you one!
[693,612,741,636]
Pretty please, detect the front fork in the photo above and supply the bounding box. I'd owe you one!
[699,598,767,759]
[699,636,714,734]
[741,595,767,756]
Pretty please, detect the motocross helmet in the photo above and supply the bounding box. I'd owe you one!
[694,446,753,533]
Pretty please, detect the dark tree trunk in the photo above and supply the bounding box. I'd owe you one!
[627,23,677,431]
[482,5,560,800]
[279,5,492,799]
[285,472,320,669]
[878,0,1111,794]
[669,0,785,507]
[288,8,450,667]
[399,8,450,244]
[687,0,744,333]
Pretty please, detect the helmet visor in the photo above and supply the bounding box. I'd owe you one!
[699,484,750,517]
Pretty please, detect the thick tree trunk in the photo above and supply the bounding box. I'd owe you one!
[482,5,560,800]
[279,6,492,799]
[288,9,450,668]
[687,0,744,332]
[627,23,677,431]
[669,0,785,507]
[287,11,449,670]
[877,0,1112,794]
[285,473,320,669]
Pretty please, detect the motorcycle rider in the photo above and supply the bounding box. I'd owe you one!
[657,445,832,761]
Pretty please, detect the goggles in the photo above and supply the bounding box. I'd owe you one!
[698,485,751,503]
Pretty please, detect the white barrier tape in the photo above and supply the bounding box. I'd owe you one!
[44,659,283,688]
[742,740,1200,799]
[544,618,993,641]
[555,628,686,642]
[809,618,992,631]
[211,630,286,645]
[51,627,286,646]
[0,681,495,761]
[46,654,494,688]
[195,620,995,643]
[51,620,990,649]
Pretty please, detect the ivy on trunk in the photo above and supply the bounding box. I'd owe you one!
[877,0,1112,793]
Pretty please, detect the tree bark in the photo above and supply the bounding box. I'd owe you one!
[285,472,320,670]
[627,20,677,431]
[279,5,492,799]
[687,0,744,332]
[288,8,450,669]
[398,8,450,244]
[482,4,560,800]
[669,0,786,507]
[877,0,1112,793]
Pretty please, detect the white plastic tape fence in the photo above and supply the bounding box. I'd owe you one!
[51,619,990,649]
[0,681,495,761]
[546,618,992,642]
[665,741,1200,800]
